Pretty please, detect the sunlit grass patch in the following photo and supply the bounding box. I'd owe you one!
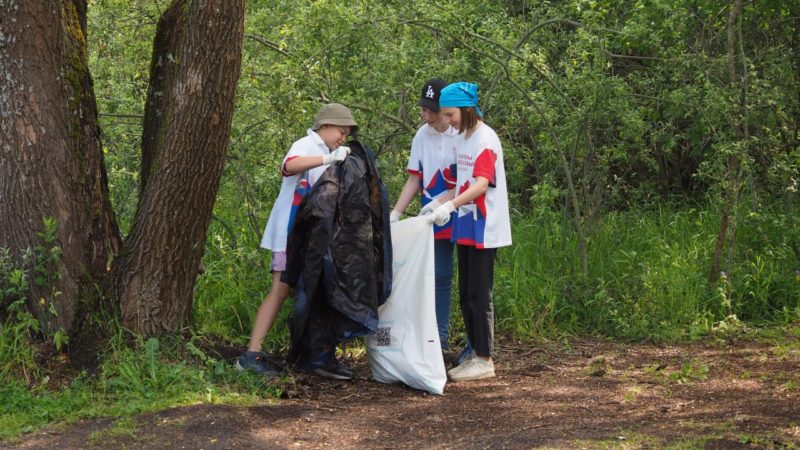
[0,332,286,441]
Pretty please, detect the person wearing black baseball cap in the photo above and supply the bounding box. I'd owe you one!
[417,77,448,112]
[390,78,463,353]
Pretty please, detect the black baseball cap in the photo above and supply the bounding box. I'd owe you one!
[417,78,448,112]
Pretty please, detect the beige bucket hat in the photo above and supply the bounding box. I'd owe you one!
[312,103,359,134]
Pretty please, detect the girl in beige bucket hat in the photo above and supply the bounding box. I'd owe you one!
[237,103,358,378]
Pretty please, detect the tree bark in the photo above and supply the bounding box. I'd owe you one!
[114,0,245,336]
[710,0,745,286]
[0,1,121,334]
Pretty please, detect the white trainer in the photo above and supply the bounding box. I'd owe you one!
[449,357,495,381]
[447,353,475,378]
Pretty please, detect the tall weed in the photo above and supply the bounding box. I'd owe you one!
[194,232,291,351]
[492,203,799,340]
[0,248,41,384]
[193,201,798,343]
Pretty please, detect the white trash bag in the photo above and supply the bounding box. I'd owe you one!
[366,216,447,394]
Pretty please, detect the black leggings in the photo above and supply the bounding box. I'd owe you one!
[457,246,496,357]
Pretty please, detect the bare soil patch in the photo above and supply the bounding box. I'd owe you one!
[7,335,800,449]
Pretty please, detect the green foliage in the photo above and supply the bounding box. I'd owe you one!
[32,217,61,290]
[96,331,283,413]
[0,308,41,385]
[168,0,800,343]
[667,360,710,384]
[88,0,167,235]
[0,379,92,439]
[0,217,69,384]
[98,336,202,408]
[492,203,800,340]
[0,327,284,440]
[87,417,137,445]
[9,0,800,442]
[30,217,67,345]
[77,0,800,413]
[0,247,39,385]
[193,240,289,349]
[0,247,29,314]
[80,0,800,346]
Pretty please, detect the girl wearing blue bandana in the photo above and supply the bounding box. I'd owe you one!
[426,82,512,381]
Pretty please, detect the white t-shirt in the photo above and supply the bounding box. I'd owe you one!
[260,129,333,251]
[407,124,459,240]
[451,123,512,249]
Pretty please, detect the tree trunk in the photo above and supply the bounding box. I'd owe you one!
[114,0,245,336]
[709,0,745,285]
[0,1,121,334]
[2,0,245,341]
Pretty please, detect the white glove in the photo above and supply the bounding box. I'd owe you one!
[419,198,442,216]
[322,146,350,165]
[389,210,402,223]
[426,201,455,226]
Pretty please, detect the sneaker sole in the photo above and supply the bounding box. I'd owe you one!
[450,371,496,382]
[234,360,246,372]
[313,368,353,380]
[447,358,477,377]
[446,367,464,377]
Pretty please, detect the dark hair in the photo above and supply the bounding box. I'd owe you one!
[457,106,480,134]
[319,123,356,137]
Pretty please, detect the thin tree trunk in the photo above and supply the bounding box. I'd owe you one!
[114,0,245,336]
[710,0,745,285]
[724,9,750,297]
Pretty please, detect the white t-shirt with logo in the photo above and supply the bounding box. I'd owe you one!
[407,124,459,240]
[451,123,512,249]
[260,129,333,251]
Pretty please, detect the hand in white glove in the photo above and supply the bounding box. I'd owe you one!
[322,146,350,165]
[419,198,442,216]
[389,210,402,223]
[426,201,455,226]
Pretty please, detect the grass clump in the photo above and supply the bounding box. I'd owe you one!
[0,329,285,441]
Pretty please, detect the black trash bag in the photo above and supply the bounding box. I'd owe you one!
[282,139,392,370]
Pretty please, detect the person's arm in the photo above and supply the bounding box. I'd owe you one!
[393,175,421,215]
[419,188,455,215]
[283,146,349,175]
[452,177,488,208]
[427,177,489,226]
[437,189,456,203]
[283,155,325,176]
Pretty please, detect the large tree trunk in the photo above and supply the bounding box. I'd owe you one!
[0,1,121,334]
[2,0,245,341]
[114,0,245,336]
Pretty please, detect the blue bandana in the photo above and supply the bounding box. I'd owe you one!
[439,82,483,117]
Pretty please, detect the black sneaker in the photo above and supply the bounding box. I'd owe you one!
[235,351,281,377]
[313,359,354,380]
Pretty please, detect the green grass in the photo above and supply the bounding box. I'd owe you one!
[192,202,799,346]
[193,236,291,351]
[492,203,800,341]
[0,331,285,441]
[87,417,138,446]
[2,202,798,441]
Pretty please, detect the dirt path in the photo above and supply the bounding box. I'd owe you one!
[8,336,800,449]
